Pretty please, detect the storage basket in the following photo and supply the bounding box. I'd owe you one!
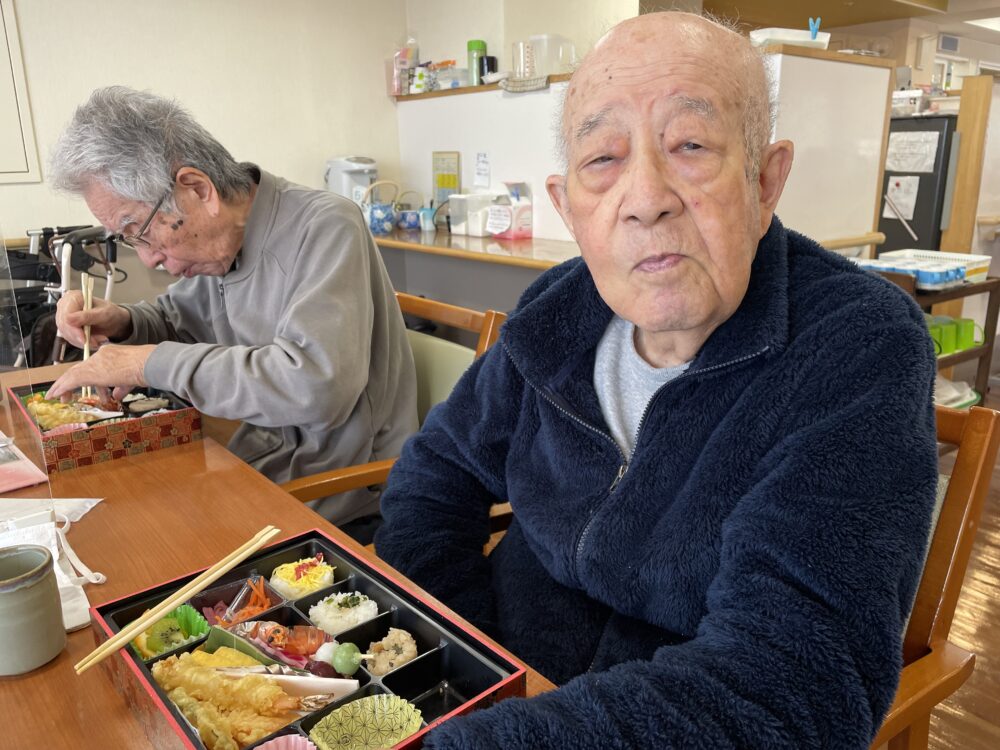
[880,249,992,283]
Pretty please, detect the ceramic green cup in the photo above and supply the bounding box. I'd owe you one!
[928,324,944,355]
[956,318,985,350]
[940,321,958,355]
[0,545,66,675]
[929,320,957,356]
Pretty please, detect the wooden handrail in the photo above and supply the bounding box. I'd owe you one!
[818,232,886,251]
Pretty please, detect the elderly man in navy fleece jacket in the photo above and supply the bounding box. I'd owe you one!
[376,10,938,749]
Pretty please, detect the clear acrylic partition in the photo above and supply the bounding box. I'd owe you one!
[0,222,55,518]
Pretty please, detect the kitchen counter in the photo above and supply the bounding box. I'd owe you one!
[375,229,579,271]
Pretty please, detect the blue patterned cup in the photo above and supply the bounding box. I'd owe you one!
[397,210,420,230]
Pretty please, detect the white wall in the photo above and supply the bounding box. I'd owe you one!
[503,0,639,65]
[397,82,571,240]
[0,0,406,302]
[405,0,638,75]
[950,35,1000,85]
[404,0,504,66]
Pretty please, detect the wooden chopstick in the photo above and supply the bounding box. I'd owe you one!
[81,273,94,399]
[74,525,281,675]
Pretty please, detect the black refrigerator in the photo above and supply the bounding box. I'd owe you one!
[877,114,959,255]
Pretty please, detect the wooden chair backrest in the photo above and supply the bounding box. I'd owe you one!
[396,292,504,358]
[902,405,1000,664]
[279,296,505,504]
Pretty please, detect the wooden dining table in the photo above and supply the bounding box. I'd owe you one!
[0,364,555,749]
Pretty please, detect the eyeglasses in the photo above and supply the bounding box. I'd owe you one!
[112,192,169,250]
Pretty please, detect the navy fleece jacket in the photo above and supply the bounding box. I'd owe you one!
[376,218,939,749]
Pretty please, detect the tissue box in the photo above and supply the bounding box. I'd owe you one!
[8,383,202,474]
[488,182,532,240]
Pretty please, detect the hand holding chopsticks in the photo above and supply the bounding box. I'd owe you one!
[74,525,282,675]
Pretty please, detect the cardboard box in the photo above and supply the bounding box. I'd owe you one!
[8,383,202,473]
[91,529,527,750]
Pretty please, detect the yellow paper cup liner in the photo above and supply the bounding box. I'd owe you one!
[309,694,422,750]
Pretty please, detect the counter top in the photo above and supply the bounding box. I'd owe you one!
[376,229,580,270]
[375,229,886,271]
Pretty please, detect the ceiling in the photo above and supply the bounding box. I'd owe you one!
[646,1,1000,45]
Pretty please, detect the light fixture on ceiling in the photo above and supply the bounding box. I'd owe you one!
[966,17,1000,33]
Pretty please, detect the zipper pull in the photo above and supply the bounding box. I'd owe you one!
[609,462,627,493]
[218,283,225,298]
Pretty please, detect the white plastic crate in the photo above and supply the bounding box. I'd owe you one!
[880,249,992,283]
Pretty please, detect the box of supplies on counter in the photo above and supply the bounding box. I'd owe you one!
[7,382,202,473]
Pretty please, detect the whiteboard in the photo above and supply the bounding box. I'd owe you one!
[767,52,891,246]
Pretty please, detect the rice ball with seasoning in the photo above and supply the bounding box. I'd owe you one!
[308,592,379,636]
[268,554,335,600]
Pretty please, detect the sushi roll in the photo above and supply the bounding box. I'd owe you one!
[308,592,379,636]
[268,554,335,600]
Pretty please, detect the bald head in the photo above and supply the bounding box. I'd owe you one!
[560,11,773,181]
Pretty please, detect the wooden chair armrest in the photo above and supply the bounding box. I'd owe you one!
[280,458,397,503]
[489,502,513,533]
[870,641,975,747]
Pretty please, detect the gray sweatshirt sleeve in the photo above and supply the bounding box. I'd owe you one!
[138,212,376,431]
[120,291,212,346]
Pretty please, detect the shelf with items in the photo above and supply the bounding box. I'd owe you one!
[395,73,571,102]
[878,273,1000,397]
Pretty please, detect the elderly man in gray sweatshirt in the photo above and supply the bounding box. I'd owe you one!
[47,87,417,534]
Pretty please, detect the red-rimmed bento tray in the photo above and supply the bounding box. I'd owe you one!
[7,381,202,473]
[90,529,527,750]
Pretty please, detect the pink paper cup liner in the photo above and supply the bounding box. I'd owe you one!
[255,737,318,750]
[42,422,90,436]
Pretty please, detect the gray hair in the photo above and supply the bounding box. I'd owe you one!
[49,86,253,213]
[554,11,778,184]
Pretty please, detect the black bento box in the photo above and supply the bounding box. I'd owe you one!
[89,529,527,750]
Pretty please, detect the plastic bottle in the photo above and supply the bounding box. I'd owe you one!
[468,40,486,85]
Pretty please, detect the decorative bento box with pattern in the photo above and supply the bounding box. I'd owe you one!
[7,381,202,473]
[90,529,527,750]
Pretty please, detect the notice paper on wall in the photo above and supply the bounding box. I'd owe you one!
[474,152,490,188]
[432,151,461,208]
[882,175,920,221]
[885,131,939,173]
